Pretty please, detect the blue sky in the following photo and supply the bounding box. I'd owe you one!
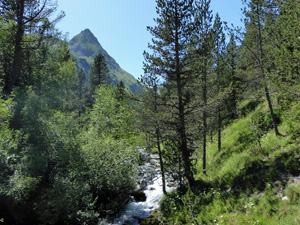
[56,0,244,79]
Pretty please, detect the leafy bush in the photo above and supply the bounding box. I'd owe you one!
[285,185,300,205]
[8,175,41,202]
[251,108,281,132]
[285,103,300,139]
[0,96,21,193]
[36,176,99,225]
[276,92,294,110]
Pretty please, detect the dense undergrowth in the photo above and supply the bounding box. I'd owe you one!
[159,98,300,224]
[0,85,143,225]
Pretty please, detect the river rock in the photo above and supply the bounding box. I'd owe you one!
[140,179,147,188]
[132,191,147,202]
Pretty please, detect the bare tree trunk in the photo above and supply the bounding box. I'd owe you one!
[156,127,167,195]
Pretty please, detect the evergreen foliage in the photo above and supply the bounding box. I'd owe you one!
[87,53,109,105]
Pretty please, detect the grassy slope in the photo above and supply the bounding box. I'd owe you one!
[160,99,300,224]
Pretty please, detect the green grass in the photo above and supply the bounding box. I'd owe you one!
[159,99,300,224]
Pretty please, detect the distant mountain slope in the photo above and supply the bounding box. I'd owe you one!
[69,29,142,93]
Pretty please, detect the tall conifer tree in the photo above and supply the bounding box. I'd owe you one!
[268,0,300,97]
[191,0,214,175]
[144,0,196,187]
[87,53,109,104]
[240,0,281,136]
[140,71,167,194]
[225,34,239,120]
[212,13,226,152]
[0,0,64,94]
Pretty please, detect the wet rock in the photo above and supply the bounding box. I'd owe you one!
[140,179,147,189]
[132,191,147,202]
[139,211,162,225]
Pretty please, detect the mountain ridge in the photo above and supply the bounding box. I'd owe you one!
[69,29,142,93]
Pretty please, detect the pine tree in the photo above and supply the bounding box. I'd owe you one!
[0,0,65,94]
[191,0,214,175]
[139,71,167,194]
[0,19,14,91]
[87,53,109,104]
[225,34,239,120]
[240,0,281,136]
[268,0,300,97]
[212,13,226,152]
[77,68,86,120]
[116,81,126,102]
[144,0,197,187]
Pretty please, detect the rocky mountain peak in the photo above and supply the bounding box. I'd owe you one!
[68,29,142,93]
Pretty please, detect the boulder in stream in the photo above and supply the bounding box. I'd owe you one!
[132,191,147,202]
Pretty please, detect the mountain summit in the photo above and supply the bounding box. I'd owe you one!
[69,29,141,93]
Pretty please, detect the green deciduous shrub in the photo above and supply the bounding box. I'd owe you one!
[285,185,300,205]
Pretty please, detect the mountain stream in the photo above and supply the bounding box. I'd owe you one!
[107,151,173,225]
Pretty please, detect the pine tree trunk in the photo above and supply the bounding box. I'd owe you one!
[175,2,195,187]
[5,0,25,94]
[230,50,237,120]
[203,111,207,175]
[153,81,167,194]
[255,2,281,137]
[202,64,207,175]
[156,127,167,195]
[178,89,195,186]
[265,86,281,136]
[218,107,222,151]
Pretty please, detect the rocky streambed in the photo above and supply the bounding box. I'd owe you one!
[108,151,173,225]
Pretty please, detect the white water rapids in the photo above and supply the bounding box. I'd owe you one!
[106,153,174,225]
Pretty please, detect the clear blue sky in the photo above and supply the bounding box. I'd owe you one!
[56,0,244,79]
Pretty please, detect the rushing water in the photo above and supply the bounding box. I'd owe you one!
[107,154,173,225]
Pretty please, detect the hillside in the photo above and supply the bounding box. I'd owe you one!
[155,99,300,224]
[69,29,142,93]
